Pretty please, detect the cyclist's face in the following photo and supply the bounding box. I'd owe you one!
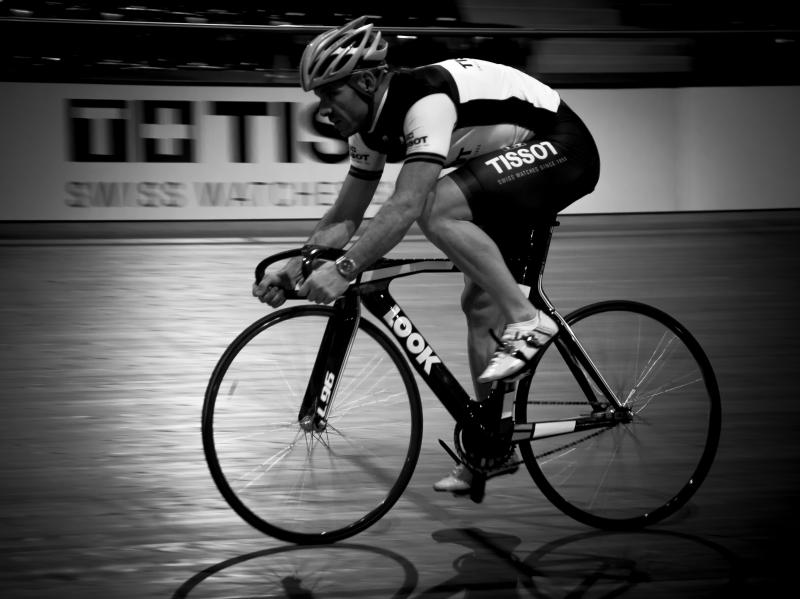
[315,81,368,138]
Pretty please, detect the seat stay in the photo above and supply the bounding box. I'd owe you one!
[553,322,624,409]
[516,220,624,411]
[550,336,609,412]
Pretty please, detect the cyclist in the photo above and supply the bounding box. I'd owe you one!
[253,16,600,493]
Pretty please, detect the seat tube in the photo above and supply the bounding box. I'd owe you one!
[511,221,558,314]
[486,221,560,430]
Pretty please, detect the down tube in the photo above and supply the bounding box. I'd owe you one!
[361,287,473,421]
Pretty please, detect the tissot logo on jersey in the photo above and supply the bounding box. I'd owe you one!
[382,305,442,374]
[349,146,369,161]
[405,132,429,148]
[484,141,558,174]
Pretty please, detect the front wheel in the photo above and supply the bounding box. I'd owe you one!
[203,305,423,544]
[515,300,721,529]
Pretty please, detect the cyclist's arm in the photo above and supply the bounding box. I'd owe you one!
[305,173,380,250]
[342,160,442,272]
[274,172,379,285]
[279,130,385,282]
[340,93,454,273]
[254,172,378,305]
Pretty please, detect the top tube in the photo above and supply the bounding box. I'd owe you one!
[254,218,560,300]
[254,247,458,291]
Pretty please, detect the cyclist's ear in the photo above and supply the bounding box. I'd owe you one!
[352,71,377,94]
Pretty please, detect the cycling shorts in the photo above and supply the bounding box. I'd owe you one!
[448,101,600,259]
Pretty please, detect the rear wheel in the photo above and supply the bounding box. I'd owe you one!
[203,305,422,544]
[515,300,721,529]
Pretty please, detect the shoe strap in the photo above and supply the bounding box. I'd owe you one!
[520,332,547,348]
[489,328,547,351]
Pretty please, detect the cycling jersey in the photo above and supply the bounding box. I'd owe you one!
[346,57,600,258]
[347,58,562,178]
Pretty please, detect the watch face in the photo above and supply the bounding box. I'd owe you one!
[336,257,357,280]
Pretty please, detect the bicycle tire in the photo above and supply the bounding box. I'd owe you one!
[515,300,721,530]
[202,305,423,544]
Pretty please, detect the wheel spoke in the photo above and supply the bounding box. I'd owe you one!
[203,306,422,543]
[517,302,720,529]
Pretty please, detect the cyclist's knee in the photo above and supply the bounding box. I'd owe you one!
[417,178,472,244]
[417,190,444,242]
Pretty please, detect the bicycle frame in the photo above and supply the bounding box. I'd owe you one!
[256,219,626,446]
[206,220,721,540]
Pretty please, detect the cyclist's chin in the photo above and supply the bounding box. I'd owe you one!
[332,119,358,138]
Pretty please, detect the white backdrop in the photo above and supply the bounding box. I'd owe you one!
[0,82,798,220]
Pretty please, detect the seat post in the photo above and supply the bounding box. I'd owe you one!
[509,219,559,312]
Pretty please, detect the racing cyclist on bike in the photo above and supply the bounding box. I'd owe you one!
[253,16,600,493]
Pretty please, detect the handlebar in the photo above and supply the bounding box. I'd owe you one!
[254,245,345,300]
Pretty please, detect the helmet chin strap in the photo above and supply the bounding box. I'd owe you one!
[347,81,375,124]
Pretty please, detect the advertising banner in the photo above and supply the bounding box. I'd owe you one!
[1,82,798,220]
[0,82,401,220]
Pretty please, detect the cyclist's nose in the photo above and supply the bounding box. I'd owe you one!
[317,102,332,119]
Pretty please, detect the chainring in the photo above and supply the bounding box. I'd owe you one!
[453,422,515,474]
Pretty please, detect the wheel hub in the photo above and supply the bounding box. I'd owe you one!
[299,414,326,433]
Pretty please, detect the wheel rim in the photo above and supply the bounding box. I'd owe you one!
[517,301,720,528]
[203,307,422,543]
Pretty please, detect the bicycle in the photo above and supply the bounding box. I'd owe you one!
[202,219,721,545]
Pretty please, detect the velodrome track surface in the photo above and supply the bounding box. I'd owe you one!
[1,210,798,598]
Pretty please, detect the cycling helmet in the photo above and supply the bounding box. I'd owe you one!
[299,16,388,91]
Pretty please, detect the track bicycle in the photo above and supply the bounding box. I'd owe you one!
[202,219,721,545]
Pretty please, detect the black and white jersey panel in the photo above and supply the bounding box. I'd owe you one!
[347,58,562,180]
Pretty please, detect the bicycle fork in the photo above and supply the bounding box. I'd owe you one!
[297,294,361,433]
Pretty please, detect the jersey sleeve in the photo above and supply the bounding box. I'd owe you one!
[402,93,457,167]
[348,133,386,181]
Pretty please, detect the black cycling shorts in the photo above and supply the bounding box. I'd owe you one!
[448,101,600,258]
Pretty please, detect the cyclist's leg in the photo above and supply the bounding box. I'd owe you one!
[418,177,537,325]
[421,193,529,493]
[418,170,560,384]
[434,278,523,493]
[460,277,504,401]
[436,105,599,383]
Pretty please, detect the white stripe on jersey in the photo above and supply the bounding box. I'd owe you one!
[402,94,456,164]
[436,58,560,111]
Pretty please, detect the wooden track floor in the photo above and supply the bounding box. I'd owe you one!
[1,211,798,598]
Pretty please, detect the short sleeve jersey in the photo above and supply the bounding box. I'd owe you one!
[347,58,561,180]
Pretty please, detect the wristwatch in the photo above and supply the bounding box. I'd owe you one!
[335,256,358,281]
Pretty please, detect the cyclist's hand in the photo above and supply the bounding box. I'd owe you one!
[252,269,296,308]
[298,262,349,305]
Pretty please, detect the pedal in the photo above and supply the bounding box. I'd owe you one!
[485,460,520,481]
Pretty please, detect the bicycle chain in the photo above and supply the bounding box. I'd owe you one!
[533,427,611,459]
[528,401,589,406]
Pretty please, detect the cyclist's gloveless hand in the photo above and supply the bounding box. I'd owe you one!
[298,262,349,305]
[252,269,296,308]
